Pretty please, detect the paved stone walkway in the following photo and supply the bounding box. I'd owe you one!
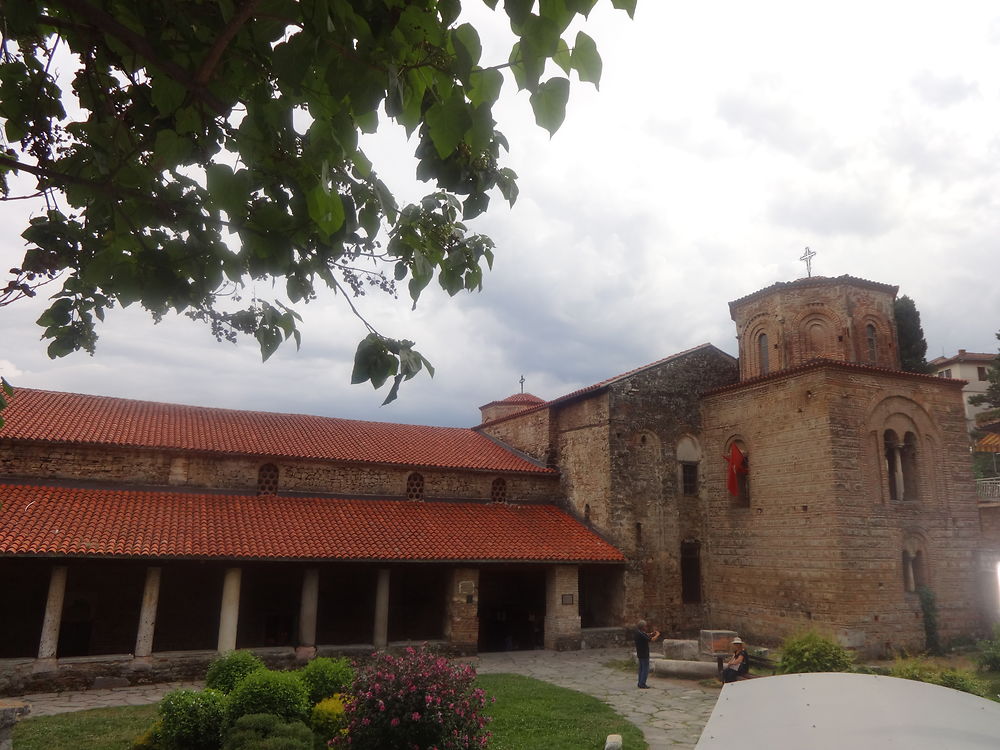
[13,647,719,749]
[473,647,719,749]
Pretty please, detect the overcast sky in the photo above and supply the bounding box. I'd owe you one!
[2,1,999,428]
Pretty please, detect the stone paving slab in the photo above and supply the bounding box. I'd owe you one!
[13,648,719,749]
[472,647,719,749]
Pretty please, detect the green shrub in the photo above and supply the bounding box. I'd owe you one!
[221,713,313,750]
[299,657,354,704]
[778,631,853,674]
[976,624,1000,672]
[228,669,311,724]
[310,695,348,748]
[206,650,266,694]
[131,719,164,749]
[890,658,990,698]
[158,689,228,750]
[917,586,942,655]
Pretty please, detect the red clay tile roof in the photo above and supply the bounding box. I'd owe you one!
[701,357,968,397]
[0,389,552,474]
[0,483,623,563]
[727,275,899,313]
[478,393,546,409]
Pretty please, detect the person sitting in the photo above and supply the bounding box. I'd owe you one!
[721,637,749,683]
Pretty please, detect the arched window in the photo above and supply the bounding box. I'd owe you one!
[681,540,702,604]
[866,324,878,364]
[726,440,750,507]
[257,463,279,496]
[676,436,701,497]
[490,477,507,501]
[406,472,425,500]
[758,333,769,375]
[902,536,928,592]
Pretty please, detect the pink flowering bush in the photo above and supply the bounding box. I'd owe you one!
[331,646,492,749]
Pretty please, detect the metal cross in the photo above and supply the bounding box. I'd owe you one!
[519,374,525,393]
[800,246,816,277]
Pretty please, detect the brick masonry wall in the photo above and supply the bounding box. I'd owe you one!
[701,364,984,654]
[0,443,559,502]
[730,280,900,379]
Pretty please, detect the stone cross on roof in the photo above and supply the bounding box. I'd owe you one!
[519,374,525,393]
[800,246,816,277]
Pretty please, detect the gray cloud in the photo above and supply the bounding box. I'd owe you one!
[911,70,979,107]
[768,186,895,238]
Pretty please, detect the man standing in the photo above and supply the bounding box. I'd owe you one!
[634,619,660,689]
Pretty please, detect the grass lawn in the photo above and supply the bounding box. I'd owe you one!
[13,674,647,750]
[478,673,648,750]
[12,704,158,750]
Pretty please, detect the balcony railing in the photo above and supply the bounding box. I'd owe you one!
[977,477,1000,499]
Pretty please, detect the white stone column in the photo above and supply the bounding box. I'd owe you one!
[217,567,242,653]
[134,567,162,663]
[36,565,68,667]
[296,568,320,660]
[373,568,390,650]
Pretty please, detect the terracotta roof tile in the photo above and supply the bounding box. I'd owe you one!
[701,357,967,397]
[478,393,546,409]
[0,389,552,474]
[727,275,899,312]
[0,484,623,563]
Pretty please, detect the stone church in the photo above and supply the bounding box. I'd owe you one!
[0,274,993,692]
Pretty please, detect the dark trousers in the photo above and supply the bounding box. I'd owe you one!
[637,657,650,687]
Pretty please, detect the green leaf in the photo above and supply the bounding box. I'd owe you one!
[425,92,473,159]
[529,77,570,136]
[452,23,482,82]
[256,325,283,362]
[504,0,534,26]
[571,31,602,88]
[1,377,13,397]
[306,184,346,238]
[553,39,572,75]
[469,68,503,108]
[611,0,638,18]
[150,76,187,115]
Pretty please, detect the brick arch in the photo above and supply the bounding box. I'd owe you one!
[738,312,778,378]
[901,529,932,592]
[865,395,940,505]
[724,434,751,507]
[858,313,890,366]
[794,308,841,361]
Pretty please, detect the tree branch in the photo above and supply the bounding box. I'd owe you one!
[194,0,262,87]
[51,0,228,113]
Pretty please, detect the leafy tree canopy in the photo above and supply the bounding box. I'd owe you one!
[0,0,635,404]
[894,295,930,374]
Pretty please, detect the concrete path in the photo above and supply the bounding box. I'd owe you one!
[14,647,719,749]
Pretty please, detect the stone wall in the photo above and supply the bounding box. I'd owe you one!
[478,408,551,464]
[0,442,559,502]
[701,363,984,654]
